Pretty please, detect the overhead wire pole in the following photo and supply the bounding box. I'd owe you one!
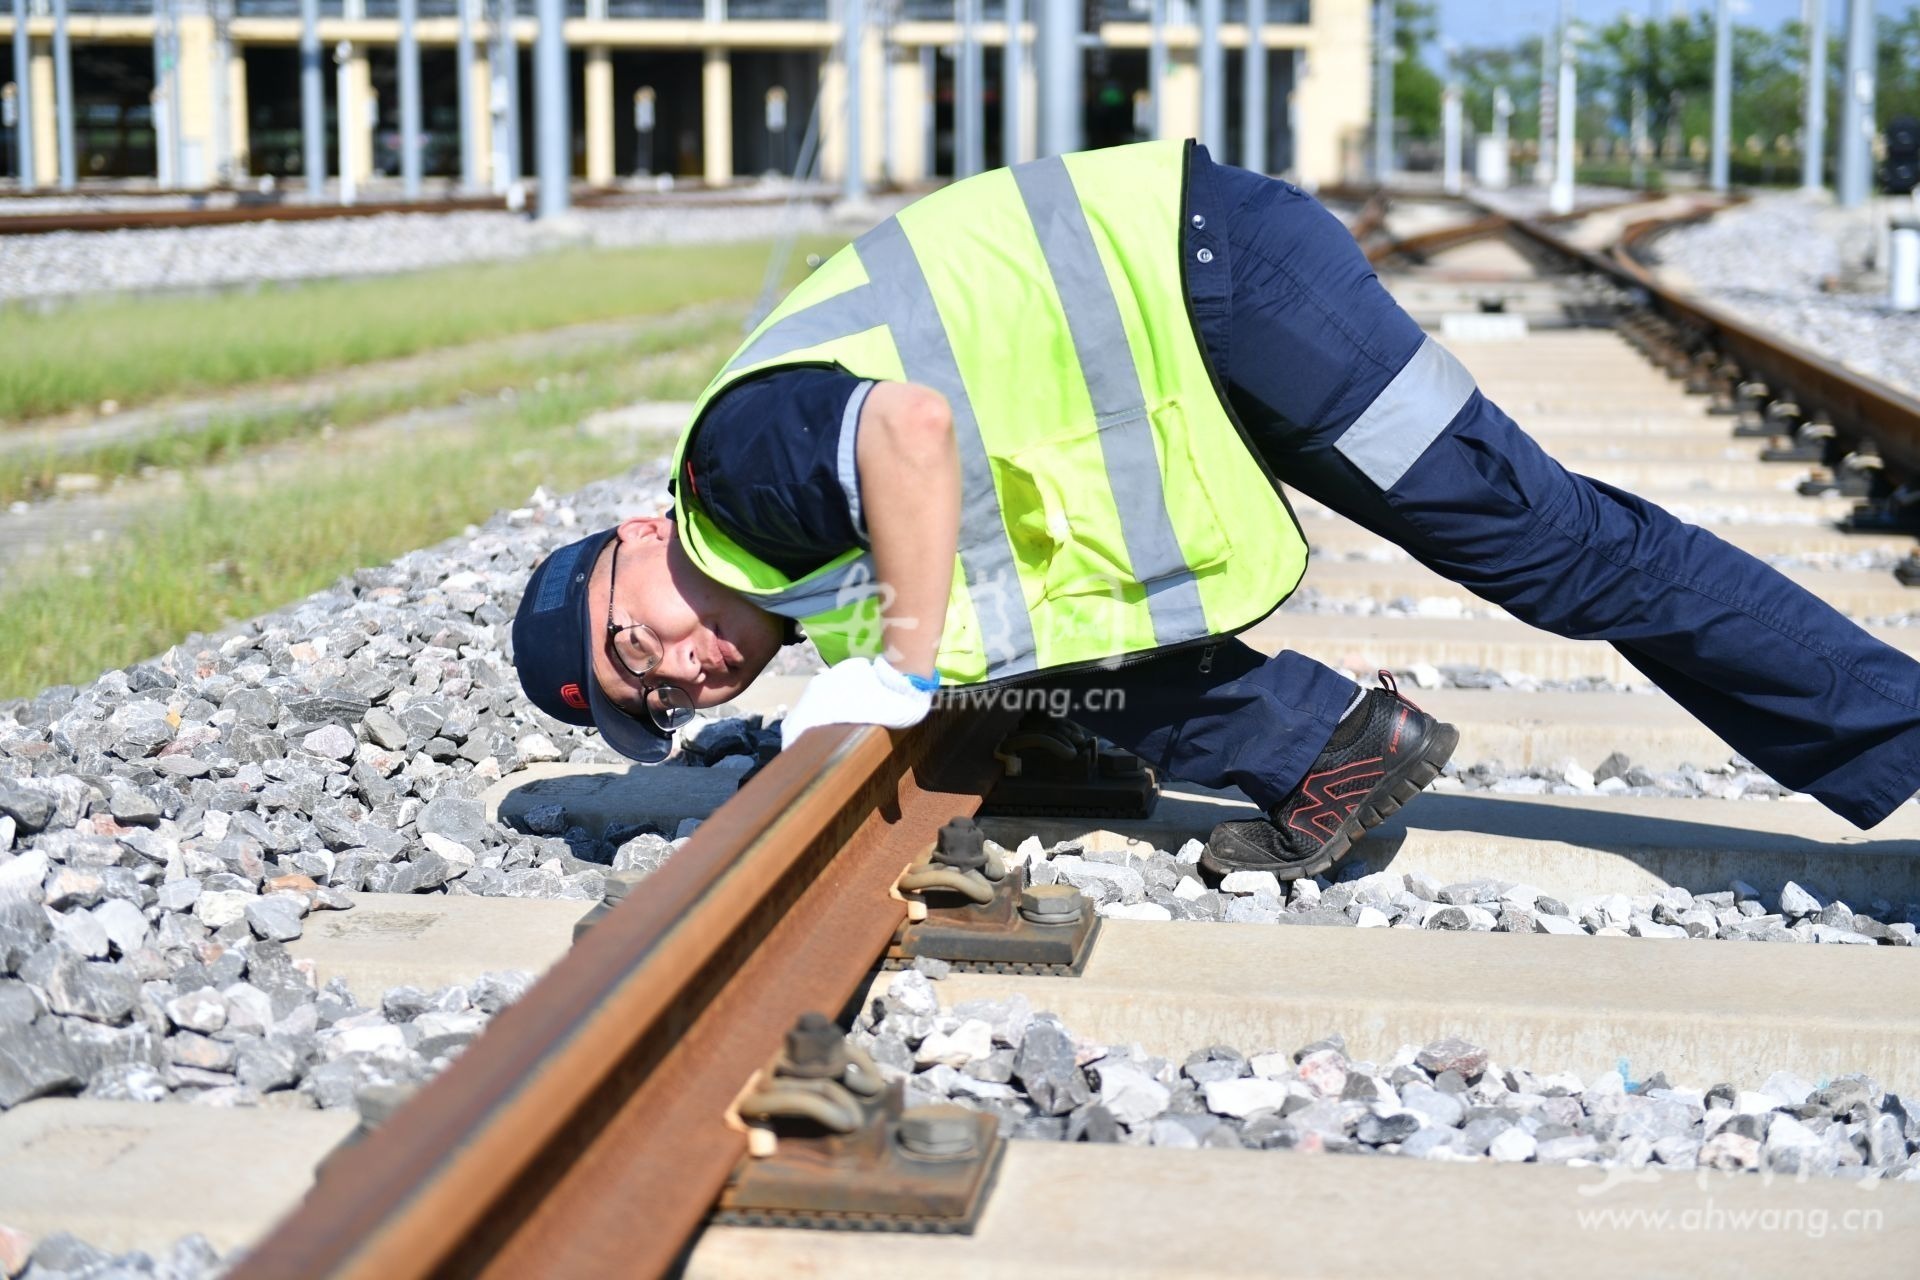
[457,0,478,191]
[1243,0,1266,174]
[299,0,323,197]
[1441,49,1461,195]
[1036,0,1079,157]
[1003,0,1024,166]
[1199,0,1224,158]
[840,0,863,201]
[1536,24,1553,188]
[399,0,423,198]
[10,0,33,189]
[533,0,567,217]
[1709,0,1730,192]
[1837,0,1873,207]
[1550,1,1575,214]
[1800,0,1826,192]
[334,40,355,204]
[957,0,981,177]
[1373,0,1398,182]
[51,0,73,188]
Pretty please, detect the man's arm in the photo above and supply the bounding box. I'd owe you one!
[856,381,959,679]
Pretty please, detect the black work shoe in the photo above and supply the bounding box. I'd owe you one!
[1203,673,1459,882]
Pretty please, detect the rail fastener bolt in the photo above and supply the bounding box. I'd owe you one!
[1018,883,1086,927]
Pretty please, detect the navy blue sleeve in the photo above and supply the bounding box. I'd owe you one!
[678,367,873,580]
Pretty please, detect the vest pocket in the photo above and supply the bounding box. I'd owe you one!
[987,397,1232,604]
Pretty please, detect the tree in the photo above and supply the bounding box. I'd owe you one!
[1392,1,1445,141]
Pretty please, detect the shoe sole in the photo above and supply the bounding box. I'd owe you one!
[1202,719,1461,883]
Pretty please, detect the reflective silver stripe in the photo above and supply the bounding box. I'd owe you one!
[855,216,1038,677]
[1335,335,1478,491]
[725,282,880,373]
[837,380,874,539]
[1013,155,1208,645]
[756,551,880,617]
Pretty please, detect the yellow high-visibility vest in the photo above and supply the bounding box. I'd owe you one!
[673,140,1308,685]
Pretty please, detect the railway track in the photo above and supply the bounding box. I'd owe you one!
[0,186,846,236]
[5,193,1920,1276]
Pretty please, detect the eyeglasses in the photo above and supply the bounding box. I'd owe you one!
[605,540,695,733]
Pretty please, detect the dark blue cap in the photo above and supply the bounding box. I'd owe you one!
[511,527,673,765]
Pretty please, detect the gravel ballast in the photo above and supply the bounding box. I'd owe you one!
[858,968,1920,1180]
[1652,192,1920,397]
[994,829,1918,945]
[0,196,897,305]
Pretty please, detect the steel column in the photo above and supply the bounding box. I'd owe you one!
[50,0,72,189]
[1148,0,1165,141]
[1199,0,1223,158]
[533,0,566,216]
[1837,0,1873,207]
[1373,0,1393,181]
[300,0,323,195]
[956,0,981,176]
[841,0,863,199]
[457,0,478,191]
[1037,0,1080,156]
[1242,0,1266,174]
[1003,0,1024,166]
[8,0,29,189]
[1800,0,1826,191]
[399,0,422,198]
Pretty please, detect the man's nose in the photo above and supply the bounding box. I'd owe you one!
[659,643,702,684]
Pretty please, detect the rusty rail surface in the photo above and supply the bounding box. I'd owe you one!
[1507,211,1920,477]
[229,709,1011,1280]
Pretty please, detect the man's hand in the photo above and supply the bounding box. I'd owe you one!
[779,656,934,750]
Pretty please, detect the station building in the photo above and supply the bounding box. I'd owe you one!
[0,2,1372,191]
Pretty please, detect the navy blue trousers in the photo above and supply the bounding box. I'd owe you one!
[1057,156,1920,830]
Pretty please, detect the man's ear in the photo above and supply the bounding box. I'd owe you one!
[617,515,674,546]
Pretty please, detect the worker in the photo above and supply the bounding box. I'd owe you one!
[512,141,1920,882]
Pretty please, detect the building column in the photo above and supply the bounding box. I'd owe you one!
[471,46,493,188]
[347,47,374,183]
[172,13,218,185]
[701,45,730,185]
[28,37,52,187]
[227,40,249,177]
[584,44,612,186]
[886,43,925,184]
[1160,49,1201,146]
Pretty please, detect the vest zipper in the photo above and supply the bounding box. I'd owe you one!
[1197,644,1216,675]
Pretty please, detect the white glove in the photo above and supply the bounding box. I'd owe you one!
[779,656,934,751]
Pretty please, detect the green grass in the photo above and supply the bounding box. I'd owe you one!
[0,332,738,699]
[0,237,833,423]
[0,305,747,506]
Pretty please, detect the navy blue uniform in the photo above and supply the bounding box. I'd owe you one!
[682,148,1920,830]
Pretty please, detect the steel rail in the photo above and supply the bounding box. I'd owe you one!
[228,708,1012,1280]
[1506,211,1920,476]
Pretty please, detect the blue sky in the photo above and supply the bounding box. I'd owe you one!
[1439,0,1907,49]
